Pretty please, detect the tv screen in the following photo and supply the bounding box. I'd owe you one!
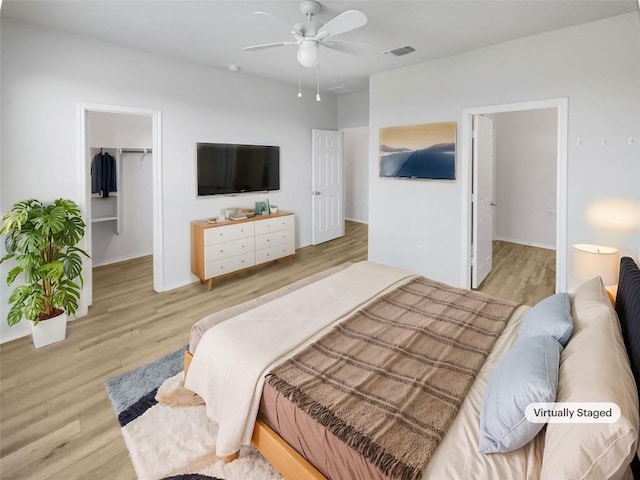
[197,143,280,196]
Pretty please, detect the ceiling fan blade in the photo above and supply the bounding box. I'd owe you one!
[253,11,302,36]
[316,10,367,40]
[322,40,372,56]
[243,41,297,52]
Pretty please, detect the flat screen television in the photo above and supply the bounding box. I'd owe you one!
[197,143,280,196]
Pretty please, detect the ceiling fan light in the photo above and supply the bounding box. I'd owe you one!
[297,41,319,67]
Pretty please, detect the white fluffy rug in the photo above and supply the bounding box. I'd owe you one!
[105,348,282,480]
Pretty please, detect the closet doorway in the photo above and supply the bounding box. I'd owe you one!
[78,104,163,314]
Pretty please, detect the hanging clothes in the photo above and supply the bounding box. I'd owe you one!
[91,150,117,197]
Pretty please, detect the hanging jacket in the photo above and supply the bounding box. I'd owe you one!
[91,151,117,197]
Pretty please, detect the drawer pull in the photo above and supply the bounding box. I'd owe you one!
[220,250,224,253]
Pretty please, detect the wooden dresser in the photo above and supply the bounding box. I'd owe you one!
[191,211,295,290]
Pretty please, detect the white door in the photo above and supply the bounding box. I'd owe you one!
[472,115,495,288]
[312,129,344,245]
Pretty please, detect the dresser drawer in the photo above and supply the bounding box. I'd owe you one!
[255,243,295,264]
[255,229,294,250]
[205,237,255,262]
[204,222,254,246]
[204,252,255,279]
[254,215,295,235]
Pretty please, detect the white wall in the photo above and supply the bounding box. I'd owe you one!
[0,18,337,342]
[369,13,640,288]
[493,108,557,249]
[337,90,369,129]
[88,112,153,266]
[343,127,369,223]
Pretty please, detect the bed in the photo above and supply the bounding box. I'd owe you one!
[184,258,640,480]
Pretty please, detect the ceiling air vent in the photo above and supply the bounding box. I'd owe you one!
[384,45,416,57]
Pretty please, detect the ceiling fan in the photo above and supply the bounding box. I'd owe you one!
[243,0,369,68]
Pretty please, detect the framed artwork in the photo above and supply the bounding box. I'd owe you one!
[379,121,456,180]
[255,200,269,215]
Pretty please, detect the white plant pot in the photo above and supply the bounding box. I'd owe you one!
[31,311,67,349]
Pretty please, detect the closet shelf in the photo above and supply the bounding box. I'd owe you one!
[92,216,118,223]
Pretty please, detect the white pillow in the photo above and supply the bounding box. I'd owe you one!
[540,277,639,480]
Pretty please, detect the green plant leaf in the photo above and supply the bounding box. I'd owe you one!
[60,216,86,246]
[52,280,80,315]
[24,289,45,322]
[59,252,83,280]
[0,253,15,264]
[40,261,64,281]
[7,303,25,327]
[15,230,42,255]
[0,199,41,235]
[7,266,23,285]
[16,254,41,283]
[32,206,66,237]
[8,284,32,304]
[54,198,82,217]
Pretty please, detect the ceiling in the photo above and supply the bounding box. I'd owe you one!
[2,1,637,95]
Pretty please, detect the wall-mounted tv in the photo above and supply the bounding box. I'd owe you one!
[197,143,280,196]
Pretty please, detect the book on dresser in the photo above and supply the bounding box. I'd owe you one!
[191,211,295,290]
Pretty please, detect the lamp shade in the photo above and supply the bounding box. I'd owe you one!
[572,244,619,286]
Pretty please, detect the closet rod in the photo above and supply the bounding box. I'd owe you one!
[120,148,152,154]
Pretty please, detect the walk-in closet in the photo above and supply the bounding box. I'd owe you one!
[87,112,154,269]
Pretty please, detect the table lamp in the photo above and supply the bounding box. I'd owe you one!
[572,243,619,303]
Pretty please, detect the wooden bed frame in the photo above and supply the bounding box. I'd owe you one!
[184,256,640,480]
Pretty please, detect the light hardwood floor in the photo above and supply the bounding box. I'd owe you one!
[475,240,556,306]
[0,225,553,479]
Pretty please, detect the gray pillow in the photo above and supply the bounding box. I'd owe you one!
[518,293,573,346]
[478,335,561,454]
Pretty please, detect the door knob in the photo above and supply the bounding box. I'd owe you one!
[490,202,497,207]
[313,191,321,195]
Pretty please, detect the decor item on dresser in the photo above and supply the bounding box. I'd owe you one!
[380,121,456,180]
[191,211,295,291]
[255,201,269,216]
[0,199,89,348]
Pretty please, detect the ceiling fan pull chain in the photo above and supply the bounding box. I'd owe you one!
[316,64,321,102]
[298,72,303,98]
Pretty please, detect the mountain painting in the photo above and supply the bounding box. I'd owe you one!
[380,121,456,180]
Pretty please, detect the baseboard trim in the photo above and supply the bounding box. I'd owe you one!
[0,329,31,345]
[345,217,368,225]
[494,236,555,251]
[93,251,153,268]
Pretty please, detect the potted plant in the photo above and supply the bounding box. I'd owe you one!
[0,199,89,348]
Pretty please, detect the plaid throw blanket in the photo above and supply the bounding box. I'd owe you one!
[266,277,518,480]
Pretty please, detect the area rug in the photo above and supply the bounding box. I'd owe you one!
[105,346,282,480]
